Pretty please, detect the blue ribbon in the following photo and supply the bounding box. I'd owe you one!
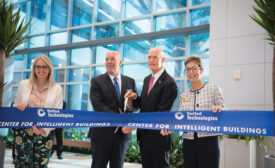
[0,107,274,136]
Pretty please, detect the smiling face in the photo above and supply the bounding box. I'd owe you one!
[185,61,203,83]
[148,48,165,74]
[105,51,122,76]
[34,59,50,81]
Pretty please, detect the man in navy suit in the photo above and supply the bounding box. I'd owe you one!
[88,50,137,168]
[124,48,178,168]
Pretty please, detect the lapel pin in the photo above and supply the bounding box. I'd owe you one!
[184,97,190,101]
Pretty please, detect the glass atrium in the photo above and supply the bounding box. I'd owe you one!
[10,0,210,141]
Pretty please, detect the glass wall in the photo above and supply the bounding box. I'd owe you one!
[11,0,211,141]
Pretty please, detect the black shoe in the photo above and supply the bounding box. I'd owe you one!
[57,155,63,159]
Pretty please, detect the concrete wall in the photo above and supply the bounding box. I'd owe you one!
[210,0,275,167]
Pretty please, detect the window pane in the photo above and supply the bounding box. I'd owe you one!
[30,0,46,34]
[53,69,65,83]
[72,0,93,26]
[50,0,68,30]
[92,66,106,77]
[122,63,149,80]
[202,77,209,84]
[164,60,185,78]
[190,7,210,26]
[66,84,89,110]
[136,81,143,96]
[124,0,151,18]
[23,71,31,79]
[122,41,149,61]
[49,50,66,67]
[153,36,186,58]
[14,0,27,23]
[95,23,119,39]
[202,57,209,76]
[25,53,42,69]
[155,0,187,12]
[123,18,151,36]
[49,32,67,45]
[190,0,210,6]
[172,80,185,111]
[13,55,24,70]
[154,12,186,31]
[29,35,45,48]
[67,68,90,82]
[189,32,209,55]
[71,28,91,43]
[69,48,91,66]
[13,72,22,84]
[93,45,119,64]
[12,87,18,102]
[96,0,120,22]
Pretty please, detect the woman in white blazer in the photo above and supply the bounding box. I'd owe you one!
[14,54,63,168]
[179,56,225,168]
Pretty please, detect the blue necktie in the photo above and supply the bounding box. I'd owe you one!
[113,77,120,102]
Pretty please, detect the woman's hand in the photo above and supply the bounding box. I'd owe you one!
[32,126,46,136]
[212,106,223,113]
[16,102,26,111]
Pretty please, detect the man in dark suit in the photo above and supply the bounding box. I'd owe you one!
[124,48,178,168]
[88,50,137,168]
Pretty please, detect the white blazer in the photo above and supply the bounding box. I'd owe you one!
[15,79,63,136]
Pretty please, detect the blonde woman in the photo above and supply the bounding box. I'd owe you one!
[179,56,225,168]
[14,54,63,168]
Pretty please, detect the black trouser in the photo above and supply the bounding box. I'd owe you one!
[90,135,130,168]
[182,135,220,168]
[52,128,63,156]
[140,148,170,168]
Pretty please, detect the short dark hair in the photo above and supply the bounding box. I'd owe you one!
[185,56,203,68]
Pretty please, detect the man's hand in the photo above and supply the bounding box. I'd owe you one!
[122,127,135,134]
[160,130,172,136]
[124,91,137,99]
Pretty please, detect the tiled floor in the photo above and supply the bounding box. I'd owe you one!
[4,148,142,168]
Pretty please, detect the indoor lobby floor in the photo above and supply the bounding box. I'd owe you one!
[4,148,142,168]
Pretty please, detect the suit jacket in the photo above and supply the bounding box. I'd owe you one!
[14,79,63,136]
[136,70,177,150]
[88,73,137,142]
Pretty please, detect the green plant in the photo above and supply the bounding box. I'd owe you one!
[0,128,14,147]
[125,134,142,163]
[0,0,31,107]
[221,134,271,151]
[169,133,184,168]
[250,0,275,110]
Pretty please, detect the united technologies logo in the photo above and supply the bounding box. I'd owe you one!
[175,112,184,120]
[37,109,46,117]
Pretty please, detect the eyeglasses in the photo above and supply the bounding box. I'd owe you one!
[35,65,49,70]
[185,66,200,72]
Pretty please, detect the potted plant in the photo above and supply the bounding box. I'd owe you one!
[219,134,270,168]
[0,0,31,167]
[250,0,275,110]
[249,0,275,167]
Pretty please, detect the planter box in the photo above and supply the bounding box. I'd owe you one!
[220,137,250,168]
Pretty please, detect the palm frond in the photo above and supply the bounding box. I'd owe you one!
[251,0,275,46]
[0,82,6,89]
[0,0,31,57]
